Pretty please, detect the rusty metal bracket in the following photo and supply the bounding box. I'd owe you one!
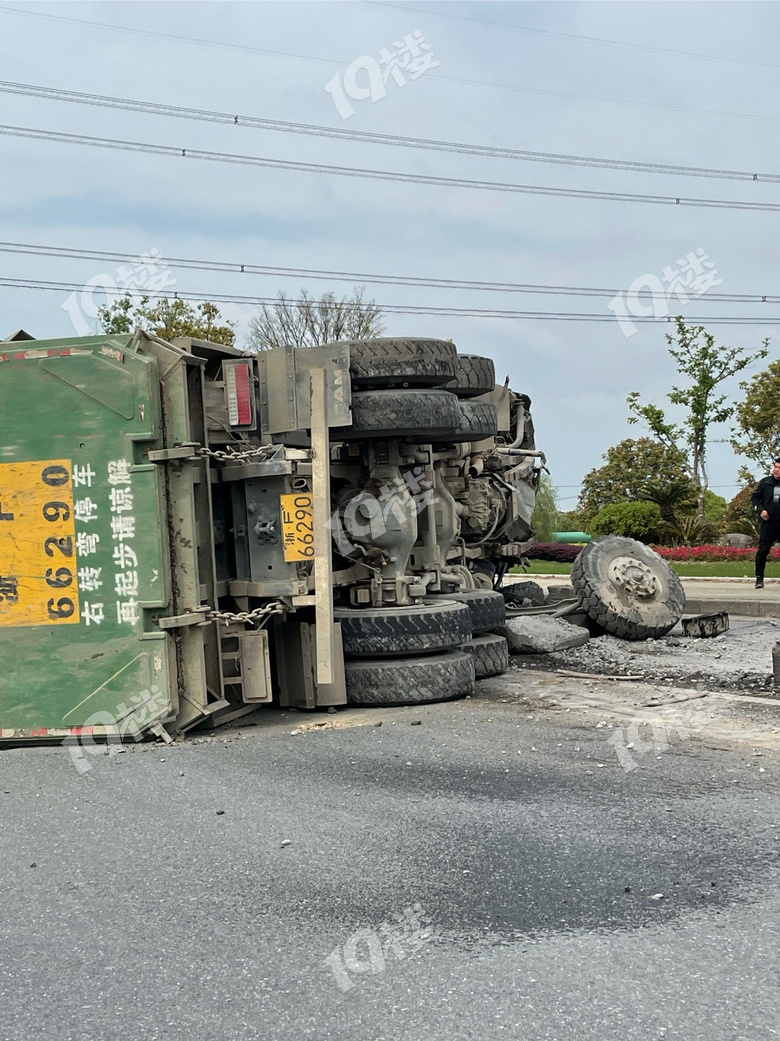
[147,445,202,462]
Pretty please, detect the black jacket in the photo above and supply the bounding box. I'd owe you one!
[752,474,780,523]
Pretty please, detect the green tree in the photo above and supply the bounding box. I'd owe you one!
[531,472,559,542]
[246,287,384,351]
[556,508,587,533]
[703,489,727,522]
[578,437,691,521]
[638,478,697,526]
[99,295,236,346]
[627,318,768,519]
[730,356,780,480]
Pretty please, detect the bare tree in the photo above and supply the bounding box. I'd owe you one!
[246,287,384,351]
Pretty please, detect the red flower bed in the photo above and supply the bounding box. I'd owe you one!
[652,544,779,562]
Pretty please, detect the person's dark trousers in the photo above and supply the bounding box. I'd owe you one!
[756,520,780,580]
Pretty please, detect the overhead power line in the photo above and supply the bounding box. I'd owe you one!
[3,242,779,306]
[3,125,780,212]
[0,5,776,127]
[2,80,777,184]
[373,1,780,72]
[3,278,778,327]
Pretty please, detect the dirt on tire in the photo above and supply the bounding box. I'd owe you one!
[345,650,475,705]
[335,600,471,658]
[462,633,509,678]
[343,338,458,388]
[572,536,685,641]
[332,388,461,440]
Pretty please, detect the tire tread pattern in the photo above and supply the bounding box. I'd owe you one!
[335,601,471,657]
[429,590,506,633]
[447,355,496,397]
[571,536,685,641]
[345,651,475,705]
[462,633,509,678]
[333,388,461,440]
[346,338,458,387]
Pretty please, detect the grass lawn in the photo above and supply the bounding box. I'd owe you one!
[518,559,780,579]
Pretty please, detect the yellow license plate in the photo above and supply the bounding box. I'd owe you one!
[280,493,315,562]
[0,460,80,627]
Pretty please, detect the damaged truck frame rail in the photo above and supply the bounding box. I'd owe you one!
[0,333,542,742]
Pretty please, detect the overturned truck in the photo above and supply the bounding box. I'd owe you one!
[0,333,542,742]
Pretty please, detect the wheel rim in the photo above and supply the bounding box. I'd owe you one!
[607,555,661,601]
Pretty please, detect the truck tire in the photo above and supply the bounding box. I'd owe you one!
[332,388,461,441]
[571,536,685,641]
[428,589,505,633]
[345,338,457,388]
[335,600,471,658]
[447,354,496,397]
[462,633,509,679]
[345,650,475,705]
[433,401,498,443]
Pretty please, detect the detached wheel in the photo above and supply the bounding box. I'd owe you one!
[447,355,496,397]
[462,633,509,679]
[571,536,685,640]
[335,600,471,658]
[428,589,505,633]
[345,651,475,705]
[344,338,457,388]
[332,388,460,441]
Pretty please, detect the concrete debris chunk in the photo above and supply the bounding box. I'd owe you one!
[544,583,577,605]
[681,612,730,639]
[497,616,590,655]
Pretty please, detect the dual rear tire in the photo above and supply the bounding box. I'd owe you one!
[336,600,475,705]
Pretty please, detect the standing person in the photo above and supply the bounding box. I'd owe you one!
[751,457,780,589]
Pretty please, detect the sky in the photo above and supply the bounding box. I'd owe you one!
[1,0,778,508]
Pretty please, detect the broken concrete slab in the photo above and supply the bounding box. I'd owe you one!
[496,615,591,654]
[502,580,546,607]
[545,583,576,605]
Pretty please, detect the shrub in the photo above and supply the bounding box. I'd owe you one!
[526,542,582,563]
[724,485,760,540]
[589,501,662,542]
[660,514,721,547]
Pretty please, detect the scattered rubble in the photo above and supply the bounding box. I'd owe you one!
[509,618,780,693]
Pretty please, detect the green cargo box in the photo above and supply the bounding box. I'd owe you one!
[0,333,230,747]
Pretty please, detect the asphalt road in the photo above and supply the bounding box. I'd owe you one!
[1,695,779,1041]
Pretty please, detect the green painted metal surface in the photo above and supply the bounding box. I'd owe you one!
[0,335,176,740]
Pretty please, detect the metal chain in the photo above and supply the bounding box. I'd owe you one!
[197,445,278,463]
[201,602,286,625]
